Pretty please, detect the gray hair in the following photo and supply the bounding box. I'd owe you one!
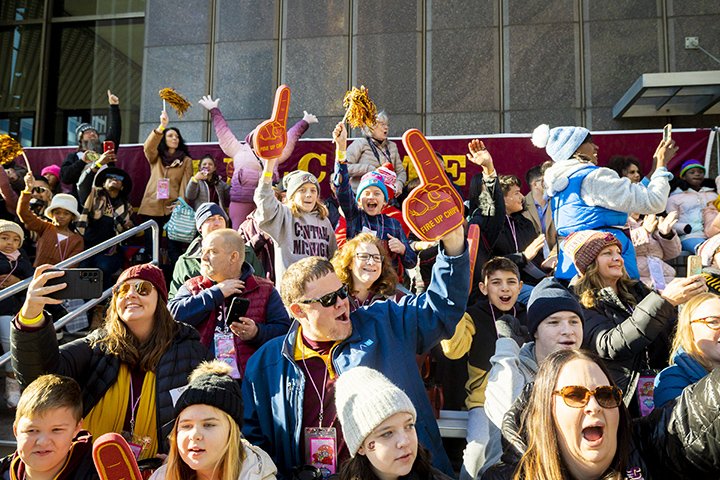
[361,110,389,137]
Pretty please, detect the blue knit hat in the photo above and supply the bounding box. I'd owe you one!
[195,202,229,232]
[527,277,584,336]
[356,172,389,202]
[679,159,705,177]
[531,124,591,163]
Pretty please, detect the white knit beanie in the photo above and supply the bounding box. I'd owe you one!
[334,367,416,457]
[532,124,591,163]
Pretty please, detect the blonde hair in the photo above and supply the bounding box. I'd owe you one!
[670,292,718,370]
[574,262,637,310]
[165,407,245,480]
[331,232,398,298]
[15,374,82,425]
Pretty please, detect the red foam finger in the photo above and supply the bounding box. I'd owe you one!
[467,224,480,293]
[92,433,143,480]
[253,84,291,160]
[402,129,464,241]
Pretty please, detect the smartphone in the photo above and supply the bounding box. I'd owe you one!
[662,124,672,142]
[103,140,114,153]
[687,254,702,277]
[226,296,250,324]
[45,268,104,300]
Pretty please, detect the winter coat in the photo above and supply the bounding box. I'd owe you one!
[544,159,671,280]
[580,282,675,407]
[345,136,407,193]
[149,439,277,480]
[653,346,709,409]
[665,185,718,240]
[627,215,681,288]
[208,107,308,204]
[253,182,337,283]
[482,367,720,479]
[139,129,193,217]
[168,262,291,375]
[242,245,469,479]
[11,319,207,454]
[185,176,230,211]
[484,339,538,430]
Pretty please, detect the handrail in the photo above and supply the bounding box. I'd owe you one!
[0,220,160,367]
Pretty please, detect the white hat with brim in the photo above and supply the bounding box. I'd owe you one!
[45,193,81,220]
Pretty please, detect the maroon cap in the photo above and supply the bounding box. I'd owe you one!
[115,263,168,302]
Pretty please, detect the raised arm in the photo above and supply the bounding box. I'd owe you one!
[106,90,122,148]
[143,111,167,165]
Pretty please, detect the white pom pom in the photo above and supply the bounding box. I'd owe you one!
[531,124,550,148]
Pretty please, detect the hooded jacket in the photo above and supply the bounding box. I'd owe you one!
[665,185,717,240]
[653,346,709,409]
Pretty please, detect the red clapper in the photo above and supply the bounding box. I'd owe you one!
[253,84,291,160]
[467,224,480,293]
[401,129,464,241]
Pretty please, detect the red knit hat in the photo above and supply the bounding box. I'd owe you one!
[114,263,168,302]
[375,163,397,199]
[563,230,622,275]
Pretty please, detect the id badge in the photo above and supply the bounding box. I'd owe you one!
[156,178,170,199]
[121,431,151,459]
[304,427,337,478]
[636,372,656,417]
[214,332,241,379]
[361,226,377,237]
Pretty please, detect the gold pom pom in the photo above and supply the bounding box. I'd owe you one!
[342,85,378,129]
[159,88,192,118]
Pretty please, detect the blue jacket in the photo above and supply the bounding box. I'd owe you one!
[552,166,639,280]
[242,244,469,479]
[654,347,708,409]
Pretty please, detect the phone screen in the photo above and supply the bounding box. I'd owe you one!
[663,124,672,142]
[687,255,702,277]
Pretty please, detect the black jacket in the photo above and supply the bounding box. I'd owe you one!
[483,367,720,479]
[11,318,206,453]
[581,281,675,407]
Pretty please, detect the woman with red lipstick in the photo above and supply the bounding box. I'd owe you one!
[482,349,720,480]
[331,232,402,311]
[566,230,705,416]
[335,367,452,480]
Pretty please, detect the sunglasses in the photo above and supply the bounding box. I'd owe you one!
[355,252,384,264]
[115,280,154,298]
[553,385,623,409]
[691,316,720,330]
[32,186,49,194]
[298,285,348,308]
[105,174,125,182]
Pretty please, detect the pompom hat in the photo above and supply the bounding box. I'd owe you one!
[335,367,416,457]
[532,124,591,163]
[563,230,622,275]
[174,361,244,427]
[356,172,389,203]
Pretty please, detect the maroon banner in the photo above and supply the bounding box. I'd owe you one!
[21,129,713,209]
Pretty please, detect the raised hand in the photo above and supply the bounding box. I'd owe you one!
[387,235,406,255]
[23,172,34,191]
[333,122,347,151]
[107,89,119,105]
[653,138,678,169]
[198,95,219,111]
[643,214,658,234]
[660,275,707,306]
[466,139,494,174]
[523,234,545,261]
[20,265,65,320]
[160,110,169,128]
[302,110,318,124]
[658,211,678,236]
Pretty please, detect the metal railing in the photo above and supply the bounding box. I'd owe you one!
[0,220,160,367]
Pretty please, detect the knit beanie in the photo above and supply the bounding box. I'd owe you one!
[115,263,168,302]
[334,367,416,457]
[531,124,591,163]
[563,230,622,275]
[283,170,320,200]
[194,202,229,232]
[679,159,705,178]
[41,164,61,179]
[174,361,243,427]
[355,172,389,203]
[0,220,24,244]
[375,163,398,199]
[75,123,96,143]
[526,277,584,335]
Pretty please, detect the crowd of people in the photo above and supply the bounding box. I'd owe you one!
[1,89,720,480]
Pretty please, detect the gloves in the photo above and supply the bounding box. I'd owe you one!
[198,95,219,111]
[303,110,318,124]
[495,314,529,347]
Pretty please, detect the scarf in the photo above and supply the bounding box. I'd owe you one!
[83,364,158,459]
[75,188,132,237]
[160,149,186,168]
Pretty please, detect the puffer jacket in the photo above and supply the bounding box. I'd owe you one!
[580,281,675,408]
[149,439,278,480]
[666,185,717,240]
[627,215,681,287]
[482,367,720,479]
[653,346,708,409]
[11,318,207,453]
[345,136,407,193]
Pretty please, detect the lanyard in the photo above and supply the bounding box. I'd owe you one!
[301,347,330,428]
[0,259,18,289]
[367,137,391,163]
[490,303,516,323]
[129,379,142,436]
[505,215,519,253]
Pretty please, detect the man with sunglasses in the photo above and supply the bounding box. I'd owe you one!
[168,228,290,376]
[242,224,468,478]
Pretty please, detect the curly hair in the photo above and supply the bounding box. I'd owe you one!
[499,174,522,196]
[331,232,398,298]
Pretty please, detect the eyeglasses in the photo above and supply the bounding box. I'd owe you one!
[691,316,720,329]
[32,186,48,194]
[355,253,384,264]
[115,280,154,298]
[553,385,623,409]
[298,285,348,308]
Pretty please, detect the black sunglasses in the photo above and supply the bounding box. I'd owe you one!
[298,285,348,308]
[553,385,623,409]
[105,173,125,182]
